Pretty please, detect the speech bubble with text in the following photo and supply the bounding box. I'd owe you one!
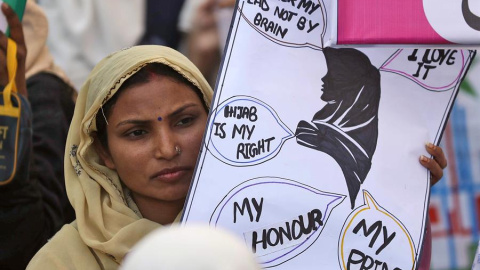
[207,96,294,166]
[238,0,326,50]
[210,177,345,268]
[380,49,473,91]
[339,191,416,270]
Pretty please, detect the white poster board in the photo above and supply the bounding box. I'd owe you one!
[182,1,476,269]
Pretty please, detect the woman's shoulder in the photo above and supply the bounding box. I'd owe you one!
[27,223,100,269]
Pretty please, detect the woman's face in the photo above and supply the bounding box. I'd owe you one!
[99,75,208,205]
[320,70,359,103]
[320,71,334,102]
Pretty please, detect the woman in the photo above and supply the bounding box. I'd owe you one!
[26,44,445,269]
[27,45,212,269]
[22,0,76,230]
[0,1,75,269]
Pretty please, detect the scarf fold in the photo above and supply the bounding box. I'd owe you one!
[23,0,72,87]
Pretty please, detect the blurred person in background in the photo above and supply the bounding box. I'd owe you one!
[0,1,75,269]
[37,0,146,90]
[179,0,235,86]
[138,0,186,48]
[38,0,237,90]
[23,0,76,226]
[37,0,190,90]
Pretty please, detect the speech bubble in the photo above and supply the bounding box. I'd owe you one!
[207,95,294,166]
[380,49,471,91]
[237,0,326,50]
[339,191,416,270]
[210,177,345,268]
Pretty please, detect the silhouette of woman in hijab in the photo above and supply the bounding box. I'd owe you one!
[296,47,381,209]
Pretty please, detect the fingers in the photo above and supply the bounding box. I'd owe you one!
[1,2,27,97]
[1,3,25,46]
[419,154,443,186]
[1,3,26,59]
[419,143,447,186]
[425,142,447,169]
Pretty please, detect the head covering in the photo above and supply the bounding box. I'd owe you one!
[322,47,377,83]
[64,45,213,263]
[297,47,380,209]
[120,224,261,270]
[22,0,73,87]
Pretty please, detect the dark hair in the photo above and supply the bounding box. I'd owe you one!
[95,63,208,149]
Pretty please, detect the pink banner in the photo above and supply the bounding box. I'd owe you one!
[337,0,450,44]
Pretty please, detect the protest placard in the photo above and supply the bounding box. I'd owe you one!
[183,1,476,268]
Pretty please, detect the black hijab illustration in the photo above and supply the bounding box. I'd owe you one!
[296,47,381,209]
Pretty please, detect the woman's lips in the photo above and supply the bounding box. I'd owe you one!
[150,167,191,182]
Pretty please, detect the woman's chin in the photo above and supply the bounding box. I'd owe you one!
[320,94,333,102]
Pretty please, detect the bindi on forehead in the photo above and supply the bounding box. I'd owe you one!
[157,116,163,121]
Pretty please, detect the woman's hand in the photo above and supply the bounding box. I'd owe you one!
[419,143,448,186]
[0,2,27,97]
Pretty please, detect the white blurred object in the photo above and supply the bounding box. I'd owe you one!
[121,224,261,270]
[38,0,146,90]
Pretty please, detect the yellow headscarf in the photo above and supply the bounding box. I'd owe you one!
[64,45,213,263]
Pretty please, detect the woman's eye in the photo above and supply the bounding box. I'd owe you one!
[127,130,147,137]
[176,117,194,126]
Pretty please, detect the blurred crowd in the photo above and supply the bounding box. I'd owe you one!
[39,0,235,89]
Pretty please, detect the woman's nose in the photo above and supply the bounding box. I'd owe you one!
[153,129,178,160]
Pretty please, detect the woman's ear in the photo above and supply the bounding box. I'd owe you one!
[93,135,116,170]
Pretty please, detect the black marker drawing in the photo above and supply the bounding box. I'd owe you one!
[296,47,381,209]
[462,0,480,31]
[207,96,294,167]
